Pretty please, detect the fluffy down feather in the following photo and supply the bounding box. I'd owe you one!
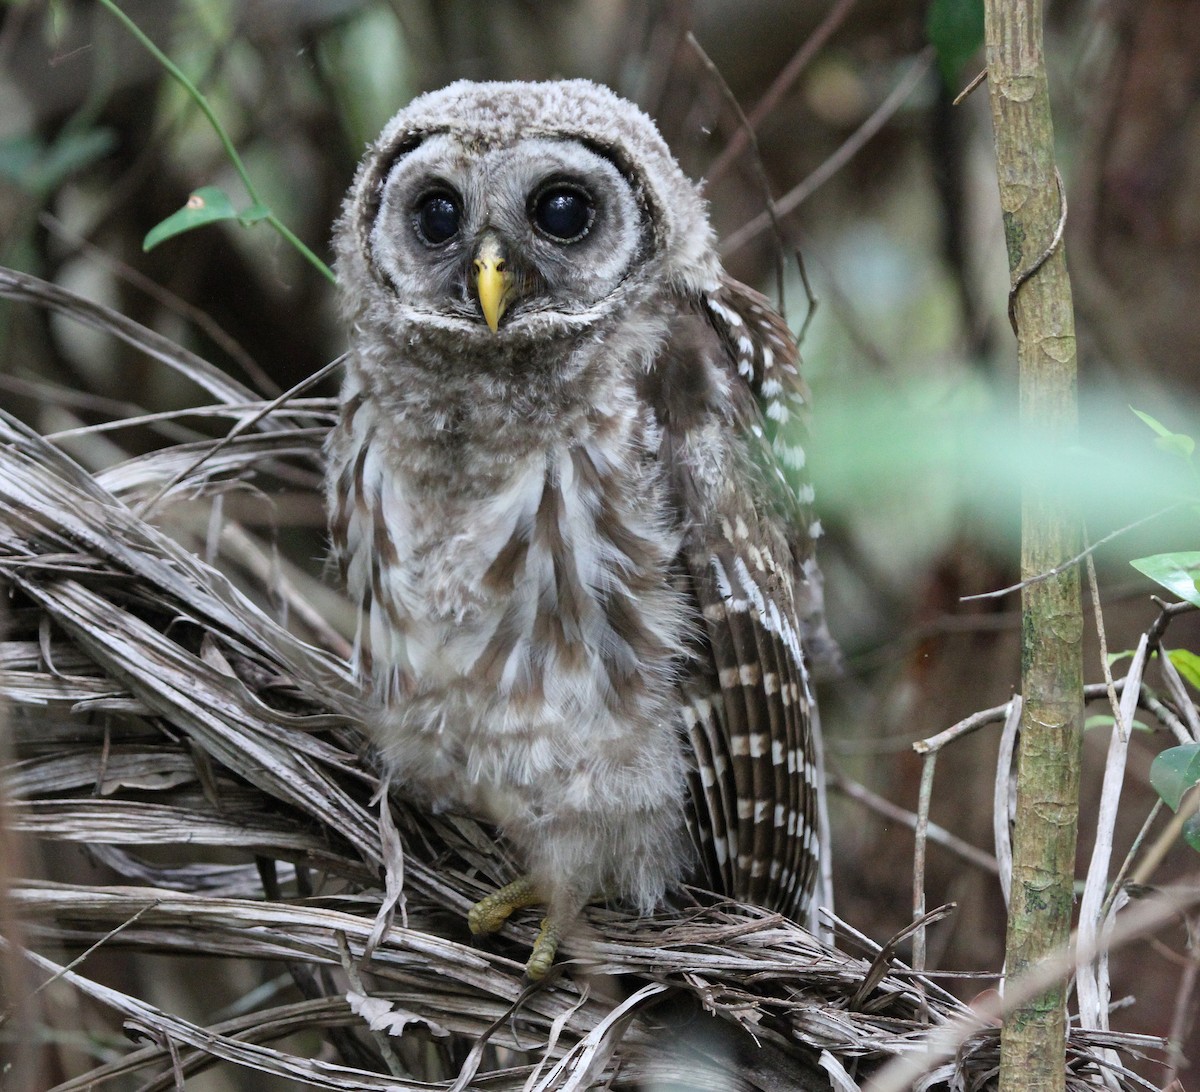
[326,79,826,971]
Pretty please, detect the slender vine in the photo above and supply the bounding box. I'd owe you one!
[96,0,335,283]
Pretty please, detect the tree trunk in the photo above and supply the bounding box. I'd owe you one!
[984,2,1084,1090]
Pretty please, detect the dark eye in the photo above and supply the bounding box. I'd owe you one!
[415,192,460,245]
[532,185,593,242]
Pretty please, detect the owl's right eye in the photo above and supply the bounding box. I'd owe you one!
[414,192,460,245]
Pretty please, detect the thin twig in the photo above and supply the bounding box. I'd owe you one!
[96,0,255,200]
[1099,800,1163,923]
[1146,598,1200,649]
[706,0,858,183]
[1076,631,1148,1037]
[0,900,158,1022]
[915,700,1012,754]
[1131,788,1200,887]
[44,398,335,442]
[792,246,820,350]
[134,354,345,518]
[720,47,934,257]
[1141,691,1194,746]
[961,502,1187,602]
[992,697,1022,909]
[685,33,788,312]
[952,67,988,106]
[912,753,938,979]
[1087,550,1123,730]
[1164,938,1198,1086]
[850,905,956,1013]
[829,773,999,875]
[1158,646,1200,743]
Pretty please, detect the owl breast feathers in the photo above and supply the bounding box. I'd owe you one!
[326,79,827,972]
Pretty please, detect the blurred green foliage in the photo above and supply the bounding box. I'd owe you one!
[0,127,115,197]
[926,0,985,87]
[1150,743,1200,851]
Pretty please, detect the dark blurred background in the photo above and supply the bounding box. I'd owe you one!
[3,0,1199,1083]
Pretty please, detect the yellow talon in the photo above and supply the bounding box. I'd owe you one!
[467,877,572,979]
[468,876,539,936]
[526,917,561,980]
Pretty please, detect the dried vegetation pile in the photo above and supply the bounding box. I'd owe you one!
[0,268,1161,1090]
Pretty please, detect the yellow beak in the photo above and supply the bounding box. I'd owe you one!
[473,235,515,333]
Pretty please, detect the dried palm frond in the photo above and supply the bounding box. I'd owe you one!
[0,268,1163,1090]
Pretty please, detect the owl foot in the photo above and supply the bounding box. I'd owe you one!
[467,876,540,936]
[468,879,570,979]
[526,916,562,980]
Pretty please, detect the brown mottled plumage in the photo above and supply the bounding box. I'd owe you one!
[325,80,828,977]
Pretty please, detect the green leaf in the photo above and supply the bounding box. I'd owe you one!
[926,0,984,86]
[1131,406,1195,459]
[1130,552,1200,608]
[1157,433,1194,459]
[1131,407,1174,438]
[1149,743,1200,811]
[143,186,240,251]
[1185,810,1200,853]
[1106,649,1134,668]
[1168,649,1200,691]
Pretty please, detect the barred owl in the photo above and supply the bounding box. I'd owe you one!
[326,80,827,978]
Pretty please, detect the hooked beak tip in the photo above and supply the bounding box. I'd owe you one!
[473,237,515,333]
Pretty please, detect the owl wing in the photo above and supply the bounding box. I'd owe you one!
[644,274,822,920]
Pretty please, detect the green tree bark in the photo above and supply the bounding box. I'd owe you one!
[983,2,1083,1090]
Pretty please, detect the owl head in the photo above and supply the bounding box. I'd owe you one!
[333,80,719,355]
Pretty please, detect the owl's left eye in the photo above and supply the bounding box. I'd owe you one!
[414,192,461,245]
[531,185,594,242]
